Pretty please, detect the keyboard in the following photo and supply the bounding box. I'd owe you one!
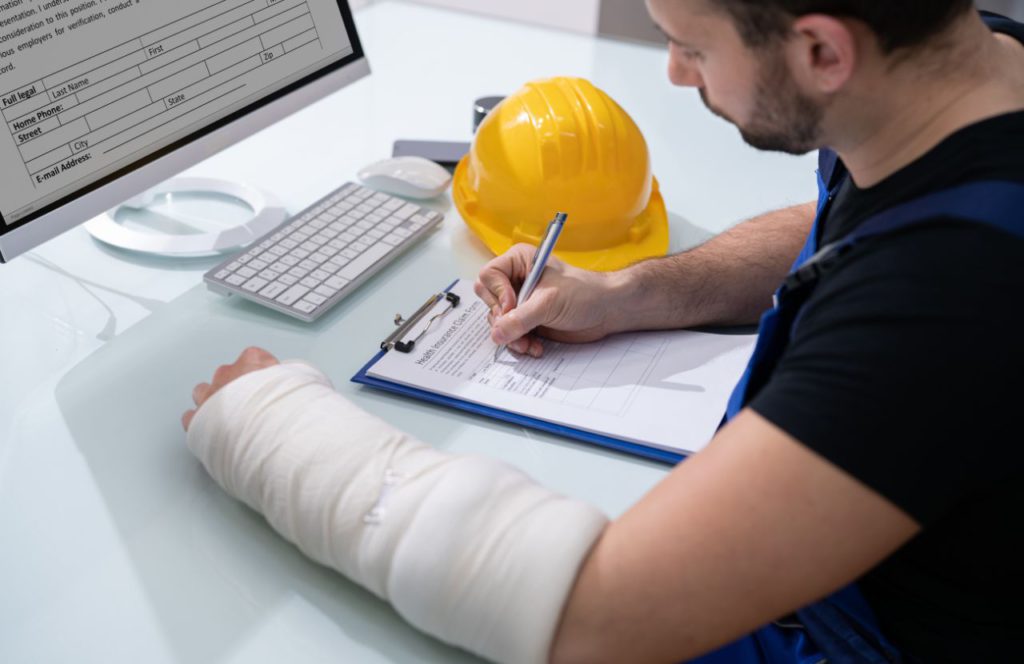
[204,182,443,322]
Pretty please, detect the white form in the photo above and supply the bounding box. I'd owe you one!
[368,280,757,456]
[0,0,354,225]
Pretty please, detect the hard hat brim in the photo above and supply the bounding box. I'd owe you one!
[453,157,670,272]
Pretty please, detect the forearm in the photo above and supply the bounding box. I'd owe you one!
[609,201,816,331]
[187,362,608,664]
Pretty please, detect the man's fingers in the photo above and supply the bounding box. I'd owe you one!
[492,290,553,345]
[193,382,212,406]
[476,244,537,313]
[492,309,529,345]
[239,346,277,366]
[474,279,500,311]
[476,269,518,314]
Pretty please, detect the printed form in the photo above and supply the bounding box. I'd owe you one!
[368,280,757,456]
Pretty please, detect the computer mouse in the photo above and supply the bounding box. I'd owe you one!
[358,156,452,200]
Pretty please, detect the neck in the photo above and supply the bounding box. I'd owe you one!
[831,15,1024,189]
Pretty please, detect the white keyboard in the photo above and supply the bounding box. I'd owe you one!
[205,182,443,322]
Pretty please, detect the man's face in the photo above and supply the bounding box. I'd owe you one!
[647,0,824,155]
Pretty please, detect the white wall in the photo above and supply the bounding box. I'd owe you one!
[392,0,601,35]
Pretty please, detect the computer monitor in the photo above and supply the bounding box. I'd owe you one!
[0,0,368,262]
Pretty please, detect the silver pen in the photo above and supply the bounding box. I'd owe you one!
[494,212,569,361]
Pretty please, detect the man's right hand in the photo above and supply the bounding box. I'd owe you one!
[474,244,626,357]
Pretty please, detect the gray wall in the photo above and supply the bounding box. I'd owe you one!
[979,0,1024,20]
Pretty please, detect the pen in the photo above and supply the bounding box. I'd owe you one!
[494,212,569,361]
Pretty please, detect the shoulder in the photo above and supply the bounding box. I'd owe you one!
[754,219,1024,523]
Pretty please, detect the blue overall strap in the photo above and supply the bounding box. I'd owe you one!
[844,179,1024,241]
[794,149,847,268]
[783,179,1024,303]
[723,150,847,423]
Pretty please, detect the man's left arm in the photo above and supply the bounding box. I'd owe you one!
[185,349,919,664]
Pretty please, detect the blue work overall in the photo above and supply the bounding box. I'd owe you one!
[688,149,1024,663]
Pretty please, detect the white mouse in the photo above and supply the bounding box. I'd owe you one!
[357,156,452,200]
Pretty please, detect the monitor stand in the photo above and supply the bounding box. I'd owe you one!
[83,177,287,258]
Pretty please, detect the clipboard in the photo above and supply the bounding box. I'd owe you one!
[351,279,685,465]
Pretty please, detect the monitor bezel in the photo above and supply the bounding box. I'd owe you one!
[0,0,368,262]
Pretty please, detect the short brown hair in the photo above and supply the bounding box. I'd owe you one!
[710,0,974,52]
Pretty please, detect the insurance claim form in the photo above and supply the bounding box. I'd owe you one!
[366,280,757,456]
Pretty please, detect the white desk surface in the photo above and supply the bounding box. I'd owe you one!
[0,2,817,662]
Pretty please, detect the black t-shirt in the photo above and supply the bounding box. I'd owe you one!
[749,19,1024,663]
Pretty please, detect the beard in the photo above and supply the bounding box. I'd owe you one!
[700,52,824,155]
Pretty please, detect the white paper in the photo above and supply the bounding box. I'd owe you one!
[369,280,757,455]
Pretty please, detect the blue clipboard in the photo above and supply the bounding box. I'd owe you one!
[350,280,684,466]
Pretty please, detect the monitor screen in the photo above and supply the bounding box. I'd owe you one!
[0,0,366,260]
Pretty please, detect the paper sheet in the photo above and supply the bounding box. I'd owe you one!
[368,280,757,455]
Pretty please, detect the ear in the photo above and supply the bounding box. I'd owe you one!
[786,14,858,94]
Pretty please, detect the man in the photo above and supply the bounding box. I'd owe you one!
[183,1,1024,662]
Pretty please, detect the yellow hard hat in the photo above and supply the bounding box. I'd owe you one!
[453,77,668,272]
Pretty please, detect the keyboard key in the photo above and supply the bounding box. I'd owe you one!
[300,276,320,289]
[315,285,338,298]
[259,269,280,281]
[298,259,318,271]
[293,300,318,314]
[236,266,257,279]
[242,277,268,293]
[309,252,330,264]
[278,273,299,286]
[310,269,331,281]
[226,274,247,286]
[304,292,328,306]
[276,285,310,305]
[396,203,419,219]
[249,259,268,271]
[326,275,349,290]
[214,269,231,280]
[259,282,288,299]
[339,243,391,280]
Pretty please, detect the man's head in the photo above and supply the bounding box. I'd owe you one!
[647,0,976,154]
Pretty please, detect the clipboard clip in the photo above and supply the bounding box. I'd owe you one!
[380,291,461,353]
